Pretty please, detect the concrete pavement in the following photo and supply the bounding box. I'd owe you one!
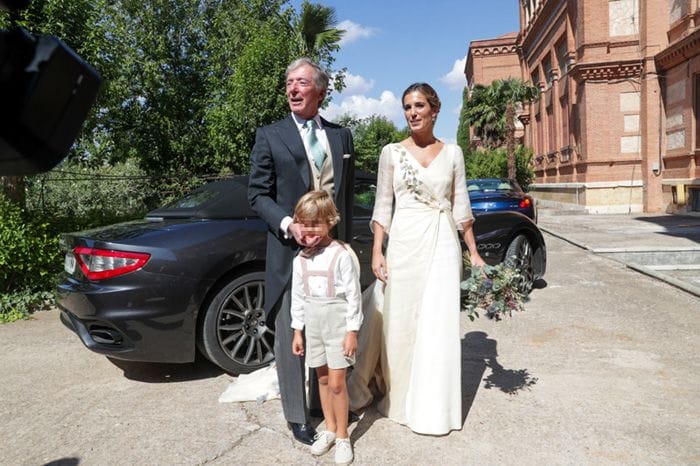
[537,209,700,297]
[1,215,699,464]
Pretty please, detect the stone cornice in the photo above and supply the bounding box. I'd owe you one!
[466,33,519,80]
[656,29,700,71]
[570,60,642,81]
[578,39,640,52]
[470,44,519,56]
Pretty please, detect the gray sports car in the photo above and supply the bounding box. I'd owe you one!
[57,174,546,374]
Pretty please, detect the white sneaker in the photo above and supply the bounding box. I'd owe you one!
[334,438,353,465]
[310,430,336,456]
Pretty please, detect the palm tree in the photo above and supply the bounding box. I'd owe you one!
[464,78,539,179]
[294,1,344,63]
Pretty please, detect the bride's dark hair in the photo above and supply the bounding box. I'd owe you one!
[402,82,441,111]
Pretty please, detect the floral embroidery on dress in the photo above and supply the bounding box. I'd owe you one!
[397,146,444,209]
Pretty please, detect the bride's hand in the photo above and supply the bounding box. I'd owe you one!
[470,251,486,268]
[372,251,388,283]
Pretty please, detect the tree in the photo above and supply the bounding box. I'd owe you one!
[456,86,471,156]
[337,115,407,173]
[294,1,343,61]
[463,78,539,178]
[292,1,346,93]
[0,0,115,204]
[205,9,298,174]
[2,1,347,181]
[464,146,534,188]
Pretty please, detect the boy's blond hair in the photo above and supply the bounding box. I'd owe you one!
[293,190,340,228]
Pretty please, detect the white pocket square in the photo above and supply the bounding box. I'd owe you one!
[343,153,352,159]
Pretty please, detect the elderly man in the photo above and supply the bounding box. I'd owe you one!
[248,57,355,445]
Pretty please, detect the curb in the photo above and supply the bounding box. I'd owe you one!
[624,262,700,298]
[540,226,700,298]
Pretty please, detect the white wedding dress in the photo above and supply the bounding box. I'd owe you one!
[349,142,473,435]
[220,142,473,436]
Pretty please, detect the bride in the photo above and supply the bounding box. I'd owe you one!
[348,82,485,435]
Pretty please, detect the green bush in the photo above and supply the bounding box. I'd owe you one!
[465,146,534,188]
[0,193,61,321]
[25,158,158,221]
[0,290,54,323]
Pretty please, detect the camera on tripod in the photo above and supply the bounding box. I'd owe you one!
[0,0,101,175]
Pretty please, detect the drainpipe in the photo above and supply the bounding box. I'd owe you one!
[655,93,662,176]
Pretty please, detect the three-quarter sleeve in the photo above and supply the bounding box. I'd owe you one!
[336,252,363,331]
[451,145,474,230]
[371,144,395,233]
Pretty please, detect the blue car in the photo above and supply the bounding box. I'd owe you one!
[468,178,537,222]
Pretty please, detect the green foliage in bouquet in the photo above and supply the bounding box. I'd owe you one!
[461,253,526,321]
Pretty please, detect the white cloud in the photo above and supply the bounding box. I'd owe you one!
[441,56,467,90]
[340,72,375,96]
[322,90,402,122]
[337,20,378,46]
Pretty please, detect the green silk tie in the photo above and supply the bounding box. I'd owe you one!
[304,119,326,171]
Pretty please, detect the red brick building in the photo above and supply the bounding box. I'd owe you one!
[465,33,526,143]
[466,0,700,214]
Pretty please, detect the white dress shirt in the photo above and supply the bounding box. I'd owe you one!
[290,244,363,332]
[280,113,331,237]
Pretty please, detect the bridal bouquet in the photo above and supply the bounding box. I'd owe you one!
[460,252,526,321]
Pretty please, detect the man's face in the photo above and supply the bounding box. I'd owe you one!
[286,65,326,120]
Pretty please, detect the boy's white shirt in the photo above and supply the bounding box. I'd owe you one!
[290,244,363,332]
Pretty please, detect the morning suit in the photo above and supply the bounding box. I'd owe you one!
[248,113,354,424]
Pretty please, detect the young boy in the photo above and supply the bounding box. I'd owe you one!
[290,190,362,465]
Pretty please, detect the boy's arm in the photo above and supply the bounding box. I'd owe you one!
[290,257,305,330]
[337,252,362,331]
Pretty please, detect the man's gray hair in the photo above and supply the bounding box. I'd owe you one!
[286,57,330,91]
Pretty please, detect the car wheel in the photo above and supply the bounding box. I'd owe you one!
[505,234,534,294]
[200,271,275,374]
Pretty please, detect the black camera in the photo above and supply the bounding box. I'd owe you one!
[0,0,101,175]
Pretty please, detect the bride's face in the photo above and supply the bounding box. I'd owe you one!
[403,91,437,134]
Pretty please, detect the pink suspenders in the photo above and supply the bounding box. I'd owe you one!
[299,242,345,297]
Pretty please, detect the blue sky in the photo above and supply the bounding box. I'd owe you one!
[289,0,520,142]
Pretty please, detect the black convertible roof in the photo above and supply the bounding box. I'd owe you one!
[146,176,256,219]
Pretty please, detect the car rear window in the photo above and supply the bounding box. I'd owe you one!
[468,180,516,192]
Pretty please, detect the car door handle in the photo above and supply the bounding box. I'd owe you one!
[352,234,373,243]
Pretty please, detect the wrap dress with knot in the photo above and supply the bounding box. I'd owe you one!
[369,142,473,435]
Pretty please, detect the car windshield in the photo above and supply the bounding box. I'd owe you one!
[467,179,515,193]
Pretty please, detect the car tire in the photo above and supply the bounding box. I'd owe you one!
[505,234,534,295]
[199,271,275,375]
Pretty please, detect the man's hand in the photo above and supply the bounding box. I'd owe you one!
[342,331,358,357]
[292,330,305,356]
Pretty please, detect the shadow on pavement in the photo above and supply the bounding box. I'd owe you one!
[350,404,380,443]
[43,459,80,466]
[533,278,547,290]
[633,215,700,244]
[107,352,224,383]
[461,331,538,424]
